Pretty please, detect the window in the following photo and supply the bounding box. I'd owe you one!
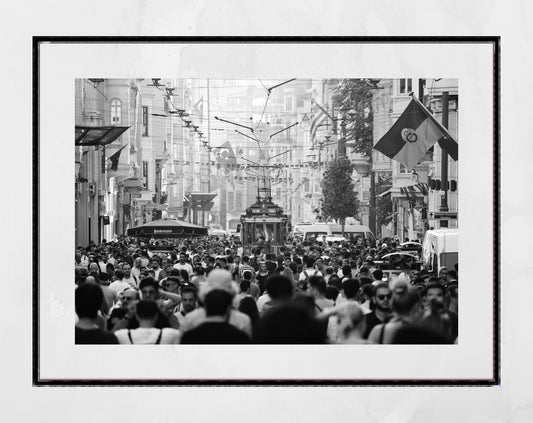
[110,98,122,124]
[142,106,149,136]
[303,178,310,192]
[235,192,242,210]
[142,161,148,187]
[399,79,412,95]
[285,96,293,112]
[227,97,245,107]
[252,97,266,107]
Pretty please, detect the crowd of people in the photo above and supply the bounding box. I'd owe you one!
[75,234,458,345]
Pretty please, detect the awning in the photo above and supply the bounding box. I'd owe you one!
[127,219,208,238]
[75,125,130,146]
[379,186,427,199]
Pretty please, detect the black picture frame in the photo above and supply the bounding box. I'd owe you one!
[33,36,500,386]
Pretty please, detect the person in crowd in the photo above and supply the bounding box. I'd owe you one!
[238,256,256,283]
[255,262,271,295]
[109,269,131,295]
[131,257,143,280]
[320,302,370,344]
[179,269,252,339]
[180,289,250,344]
[113,299,180,344]
[298,257,322,292]
[75,283,118,344]
[367,281,423,344]
[121,263,139,289]
[237,296,260,335]
[419,282,458,342]
[174,252,194,280]
[173,285,198,326]
[253,303,326,344]
[363,282,393,339]
[257,274,294,316]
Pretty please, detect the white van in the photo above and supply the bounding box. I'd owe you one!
[301,224,375,243]
[421,229,458,273]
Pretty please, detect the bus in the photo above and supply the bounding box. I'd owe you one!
[300,223,375,244]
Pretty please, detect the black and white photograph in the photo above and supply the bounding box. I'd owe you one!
[74,77,460,346]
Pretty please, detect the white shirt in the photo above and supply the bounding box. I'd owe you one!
[298,268,322,281]
[122,275,139,289]
[109,280,132,295]
[115,327,180,344]
[181,308,252,338]
[256,293,272,315]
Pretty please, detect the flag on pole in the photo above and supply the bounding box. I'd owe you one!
[310,100,333,143]
[107,145,128,171]
[214,141,237,164]
[374,97,458,170]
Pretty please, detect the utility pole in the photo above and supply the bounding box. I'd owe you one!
[368,155,376,238]
[204,78,211,227]
[439,91,450,228]
[207,78,211,194]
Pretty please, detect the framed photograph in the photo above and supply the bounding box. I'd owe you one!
[34,37,499,385]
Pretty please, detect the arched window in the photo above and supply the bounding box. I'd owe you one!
[110,98,122,124]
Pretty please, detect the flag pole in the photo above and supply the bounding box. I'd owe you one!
[439,91,450,220]
[410,92,457,143]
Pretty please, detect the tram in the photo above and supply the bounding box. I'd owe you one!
[239,186,291,255]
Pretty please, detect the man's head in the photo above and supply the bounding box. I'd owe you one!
[372,269,384,282]
[179,253,188,264]
[341,278,360,300]
[242,270,252,281]
[88,261,99,273]
[134,257,143,268]
[120,287,140,306]
[372,282,392,312]
[307,275,327,299]
[204,289,233,318]
[422,282,446,308]
[135,300,159,326]
[180,286,197,314]
[266,275,294,302]
[122,264,131,278]
[139,277,159,301]
[240,279,251,294]
[150,258,160,270]
[199,269,238,302]
[75,283,104,320]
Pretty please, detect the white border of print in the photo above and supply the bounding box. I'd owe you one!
[38,41,494,381]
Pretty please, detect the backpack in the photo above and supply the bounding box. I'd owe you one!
[298,269,317,291]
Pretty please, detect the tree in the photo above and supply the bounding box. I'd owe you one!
[319,158,360,234]
[331,78,379,157]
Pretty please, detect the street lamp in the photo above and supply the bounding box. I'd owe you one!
[352,156,376,237]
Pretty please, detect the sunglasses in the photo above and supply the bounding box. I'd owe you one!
[377,294,392,300]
